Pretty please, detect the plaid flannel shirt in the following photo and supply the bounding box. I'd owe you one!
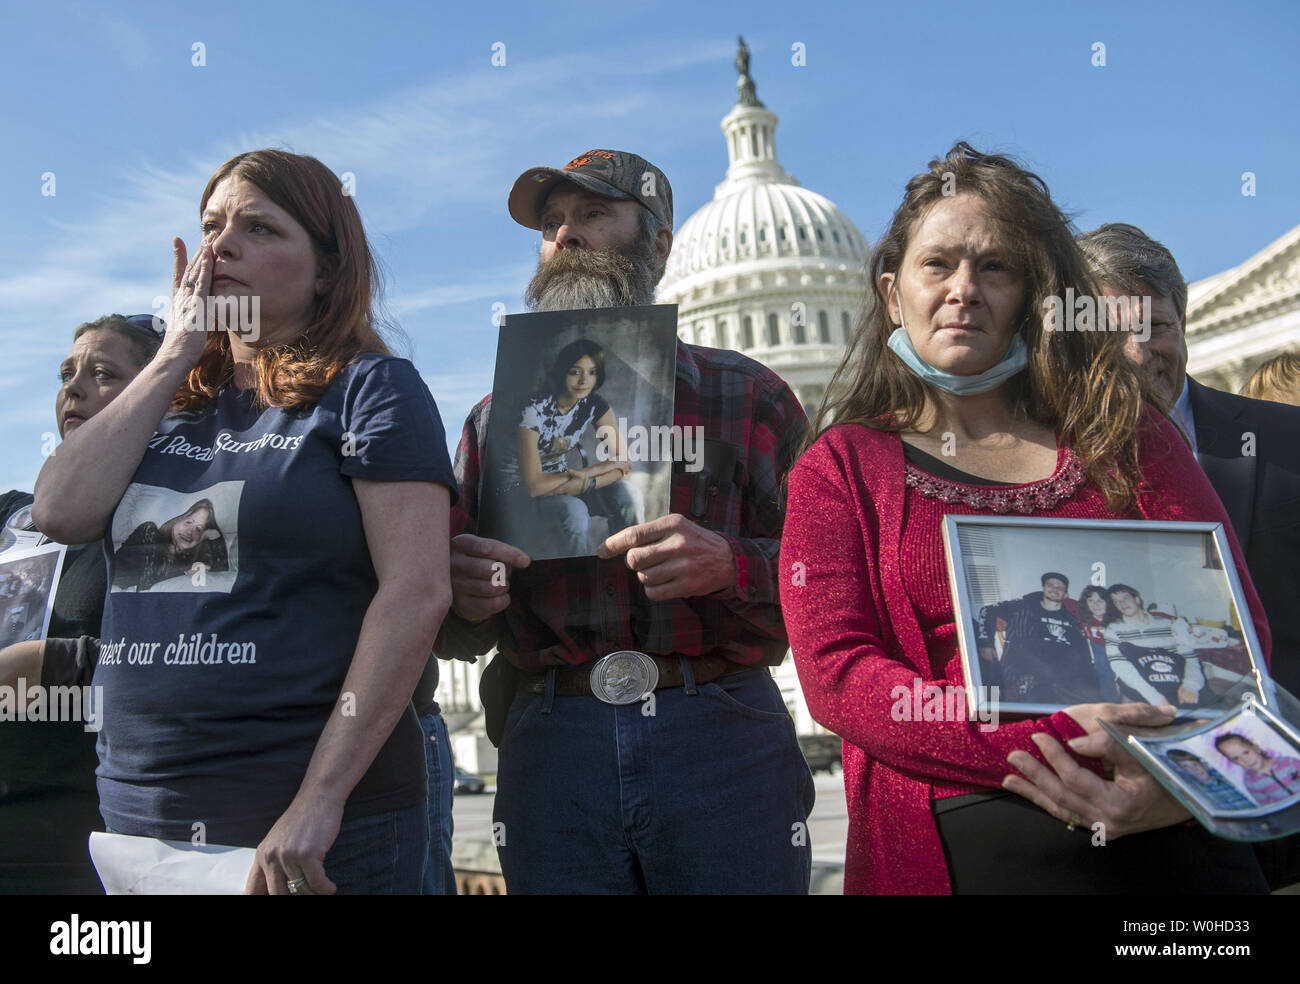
[436,342,806,671]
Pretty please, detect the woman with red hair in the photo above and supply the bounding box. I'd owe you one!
[35,150,456,895]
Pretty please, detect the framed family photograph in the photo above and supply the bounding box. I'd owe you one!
[1101,695,1300,841]
[942,516,1272,720]
[0,541,67,648]
[478,304,678,561]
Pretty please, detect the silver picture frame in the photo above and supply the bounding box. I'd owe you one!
[942,515,1273,722]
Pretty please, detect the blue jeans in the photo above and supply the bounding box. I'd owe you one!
[534,482,640,556]
[323,802,426,894]
[1089,640,1121,701]
[107,802,427,894]
[419,712,457,895]
[493,665,814,894]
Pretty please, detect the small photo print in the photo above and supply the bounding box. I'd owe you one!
[0,542,67,647]
[109,481,242,594]
[1166,705,1300,815]
[478,304,677,560]
[1119,698,1300,824]
[943,516,1267,718]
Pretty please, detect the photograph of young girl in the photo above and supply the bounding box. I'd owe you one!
[1208,728,1300,809]
[1137,700,1300,819]
[479,305,676,560]
[1091,699,1300,843]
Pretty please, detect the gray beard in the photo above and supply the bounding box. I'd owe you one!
[524,236,658,312]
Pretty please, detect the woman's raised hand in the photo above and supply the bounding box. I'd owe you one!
[163,236,215,365]
[31,236,219,543]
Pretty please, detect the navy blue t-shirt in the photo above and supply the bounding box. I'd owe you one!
[95,353,456,846]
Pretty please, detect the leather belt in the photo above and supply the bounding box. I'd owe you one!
[516,652,749,704]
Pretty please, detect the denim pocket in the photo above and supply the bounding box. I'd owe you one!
[326,813,395,866]
[700,671,791,723]
[501,694,543,746]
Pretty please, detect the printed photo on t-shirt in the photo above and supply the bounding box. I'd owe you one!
[109,481,242,594]
[0,541,67,647]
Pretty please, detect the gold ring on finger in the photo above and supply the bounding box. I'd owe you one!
[1066,811,1086,831]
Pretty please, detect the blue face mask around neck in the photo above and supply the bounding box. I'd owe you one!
[885,293,1030,395]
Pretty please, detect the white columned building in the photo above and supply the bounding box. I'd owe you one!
[1186,222,1300,392]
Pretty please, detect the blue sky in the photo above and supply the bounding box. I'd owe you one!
[2,0,1297,491]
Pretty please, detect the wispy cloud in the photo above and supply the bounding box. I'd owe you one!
[422,368,495,457]
[90,11,157,72]
[392,263,533,319]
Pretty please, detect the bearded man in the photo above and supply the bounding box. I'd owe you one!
[435,149,814,894]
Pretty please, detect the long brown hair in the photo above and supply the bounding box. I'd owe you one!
[157,498,222,561]
[171,150,391,412]
[809,142,1159,512]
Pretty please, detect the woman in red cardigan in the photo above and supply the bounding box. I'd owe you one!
[780,142,1271,894]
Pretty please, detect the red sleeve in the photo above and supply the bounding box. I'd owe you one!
[1136,410,1272,666]
[779,437,1090,790]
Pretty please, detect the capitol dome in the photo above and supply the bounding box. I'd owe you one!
[658,41,871,412]
[662,172,869,291]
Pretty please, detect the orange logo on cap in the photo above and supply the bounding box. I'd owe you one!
[564,150,616,170]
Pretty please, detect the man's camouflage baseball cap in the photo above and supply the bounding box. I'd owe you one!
[508,149,673,231]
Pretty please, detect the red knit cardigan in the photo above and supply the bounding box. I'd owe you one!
[780,412,1271,895]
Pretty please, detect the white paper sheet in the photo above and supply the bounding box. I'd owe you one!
[89,831,256,894]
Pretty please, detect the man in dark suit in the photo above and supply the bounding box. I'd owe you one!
[1079,223,1300,694]
[1080,223,1300,888]
[1184,379,1300,697]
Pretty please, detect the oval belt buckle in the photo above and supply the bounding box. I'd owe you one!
[589,650,659,705]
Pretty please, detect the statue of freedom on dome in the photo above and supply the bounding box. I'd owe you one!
[735,36,763,107]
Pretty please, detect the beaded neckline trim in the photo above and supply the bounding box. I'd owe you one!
[904,447,1087,514]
